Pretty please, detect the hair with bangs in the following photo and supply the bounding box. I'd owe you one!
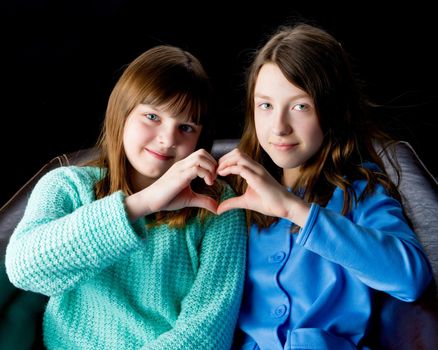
[88,45,220,227]
[234,23,401,229]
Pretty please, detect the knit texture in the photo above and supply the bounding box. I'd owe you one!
[5,166,247,349]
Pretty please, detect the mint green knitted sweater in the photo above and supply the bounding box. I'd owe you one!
[5,166,247,349]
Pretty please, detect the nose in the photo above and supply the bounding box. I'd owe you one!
[157,126,177,148]
[272,109,292,136]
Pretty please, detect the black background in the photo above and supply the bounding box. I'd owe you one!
[1,1,437,206]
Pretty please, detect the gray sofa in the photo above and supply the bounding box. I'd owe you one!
[0,139,437,349]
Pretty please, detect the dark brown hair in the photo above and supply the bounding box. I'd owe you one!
[235,23,400,228]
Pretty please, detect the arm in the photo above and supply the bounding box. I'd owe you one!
[296,182,433,301]
[5,167,142,296]
[6,148,221,297]
[217,149,432,301]
[142,185,247,350]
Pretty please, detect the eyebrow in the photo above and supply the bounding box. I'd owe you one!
[254,93,311,101]
[139,103,200,125]
[139,103,161,113]
[254,93,272,100]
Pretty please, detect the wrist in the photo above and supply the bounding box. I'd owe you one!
[283,194,311,228]
[124,190,152,222]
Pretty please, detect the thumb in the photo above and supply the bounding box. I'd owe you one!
[217,196,248,215]
[189,193,219,214]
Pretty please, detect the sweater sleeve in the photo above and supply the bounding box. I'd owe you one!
[5,167,143,296]
[296,182,433,301]
[142,185,247,350]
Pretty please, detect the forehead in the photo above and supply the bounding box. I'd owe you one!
[255,63,307,98]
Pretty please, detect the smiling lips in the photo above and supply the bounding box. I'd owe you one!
[271,142,298,151]
[145,148,174,161]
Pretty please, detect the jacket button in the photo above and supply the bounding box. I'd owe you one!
[273,304,287,318]
[269,251,286,263]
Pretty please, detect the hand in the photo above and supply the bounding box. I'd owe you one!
[126,149,218,220]
[216,149,310,225]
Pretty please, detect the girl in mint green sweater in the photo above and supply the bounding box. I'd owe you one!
[6,45,247,350]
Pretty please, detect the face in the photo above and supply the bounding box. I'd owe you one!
[123,103,202,190]
[254,63,324,184]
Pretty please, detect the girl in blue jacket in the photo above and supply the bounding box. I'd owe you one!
[217,23,432,350]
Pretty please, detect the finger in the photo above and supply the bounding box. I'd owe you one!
[217,196,249,215]
[197,158,218,177]
[217,149,243,172]
[217,151,262,175]
[193,164,216,186]
[191,149,218,168]
[216,164,257,182]
[217,164,268,195]
[217,148,240,164]
[185,153,218,178]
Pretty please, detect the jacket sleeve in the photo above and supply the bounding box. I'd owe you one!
[142,185,247,350]
[296,181,433,302]
[5,167,142,296]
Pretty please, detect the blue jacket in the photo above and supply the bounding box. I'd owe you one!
[234,177,432,350]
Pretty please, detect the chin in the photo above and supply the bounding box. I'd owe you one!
[136,165,165,179]
[270,156,300,169]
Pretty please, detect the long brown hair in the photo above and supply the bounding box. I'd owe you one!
[88,45,221,227]
[235,23,401,228]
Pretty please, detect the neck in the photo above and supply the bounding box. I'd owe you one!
[129,170,155,193]
[282,167,301,188]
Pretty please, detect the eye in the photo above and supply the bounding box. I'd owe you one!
[258,102,272,110]
[179,124,195,133]
[293,104,307,111]
[146,113,159,121]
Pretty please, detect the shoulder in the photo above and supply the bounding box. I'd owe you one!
[340,161,383,194]
[38,165,102,186]
[360,161,380,172]
[331,162,394,205]
[32,166,104,200]
[20,166,106,217]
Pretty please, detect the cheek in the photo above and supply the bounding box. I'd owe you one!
[122,125,132,150]
[128,123,154,144]
[307,124,324,150]
[254,114,268,141]
[179,134,200,156]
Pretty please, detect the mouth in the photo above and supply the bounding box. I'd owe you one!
[271,142,298,151]
[145,148,174,161]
